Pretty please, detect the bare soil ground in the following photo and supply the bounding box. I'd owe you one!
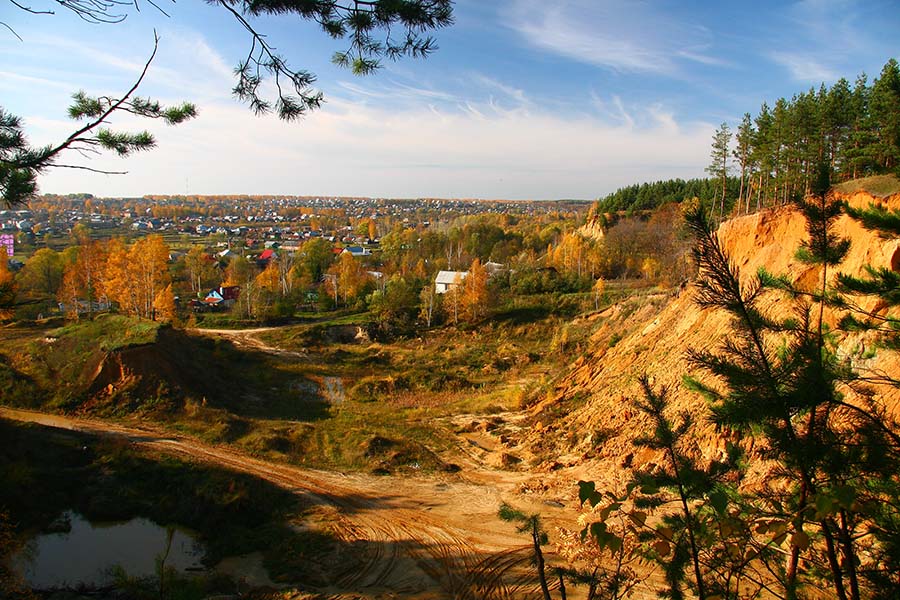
[0,405,574,598]
[192,327,309,359]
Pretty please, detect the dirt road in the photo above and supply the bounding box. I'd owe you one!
[0,407,569,598]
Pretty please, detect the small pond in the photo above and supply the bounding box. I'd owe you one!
[14,511,205,589]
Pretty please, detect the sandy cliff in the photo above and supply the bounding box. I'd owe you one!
[521,189,900,493]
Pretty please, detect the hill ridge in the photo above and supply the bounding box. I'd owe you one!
[519,188,900,492]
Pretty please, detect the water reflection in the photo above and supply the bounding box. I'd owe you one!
[15,511,205,589]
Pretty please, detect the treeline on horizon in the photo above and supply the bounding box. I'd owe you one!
[593,177,741,214]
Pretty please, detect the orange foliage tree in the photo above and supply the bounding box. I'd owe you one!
[153,283,176,322]
[101,235,171,320]
[460,257,490,323]
[0,257,15,320]
[58,227,107,319]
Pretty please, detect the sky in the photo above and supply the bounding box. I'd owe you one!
[1,0,899,200]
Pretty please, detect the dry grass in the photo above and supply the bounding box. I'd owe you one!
[834,174,900,199]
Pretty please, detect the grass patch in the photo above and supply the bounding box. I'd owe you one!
[834,174,900,199]
[51,313,162,351]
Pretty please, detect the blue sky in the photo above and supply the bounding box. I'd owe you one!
[2,0,899,200]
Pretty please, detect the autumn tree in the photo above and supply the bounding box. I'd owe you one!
[16,248,64,298]
[225,256,259,319]
[253,260,283,319]
[706,122,732,217]
[0,257,14,320]
[295,237,334,285]
[592,277,605,311]
[183,245,218,295]
[153,283,176,322]
[325,252,370,307]
[58,227,107,318]
[275,253,297,296]
[419,281,441,327]
[549,232,601,279]
[460,258,490,323]
[102,235,172,320]
[130,236,171,320]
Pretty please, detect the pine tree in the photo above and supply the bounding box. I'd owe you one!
[733,113,755,213]
[870,59,900,172]
[705,123,732,217]
[683,185,900,599]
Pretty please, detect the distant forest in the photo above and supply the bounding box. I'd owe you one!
[595,58,900,215]
[593,177,740,213]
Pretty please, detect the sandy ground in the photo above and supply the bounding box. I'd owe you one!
[0,405,576,598]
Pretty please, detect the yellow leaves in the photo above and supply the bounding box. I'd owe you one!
[153,284,176,322]
[94,235,172,320]
[325,252,370,306]
[0,257,15,320]
[460,257,490,323]
[256,261,281,292]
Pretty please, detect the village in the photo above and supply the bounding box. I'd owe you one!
[2,192,605,325]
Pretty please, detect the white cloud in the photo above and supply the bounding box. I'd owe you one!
[13,20,714,200]
[507,0,722,76]
[34,93,713,200]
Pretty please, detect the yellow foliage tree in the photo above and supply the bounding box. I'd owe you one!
[153,283,176,322]
[184,245,218,294]
[460,258,490,323]
[592,277,605,310]
[100,235,171,320]
[101,238,133,313]
[548,231,601,277]
[58,231,107,319]
[0,257,15,320]
[326,252,369,306]
[256,260,281,292]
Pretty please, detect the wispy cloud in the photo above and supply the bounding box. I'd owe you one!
[14,11,714,200]
[35,90,713,200]
[335,79,460,106]
[768,0,868,82]
[507,0,722,76]
[0,71,74,92]
[467,74,530,108]
[769,51,841,83]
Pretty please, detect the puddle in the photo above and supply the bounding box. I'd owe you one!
[14,511,205,589]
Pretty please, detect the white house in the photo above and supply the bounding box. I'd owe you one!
[434,270,468,294]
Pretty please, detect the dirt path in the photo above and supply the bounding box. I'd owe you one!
[189,327,308,358]
[0,407,570,598]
